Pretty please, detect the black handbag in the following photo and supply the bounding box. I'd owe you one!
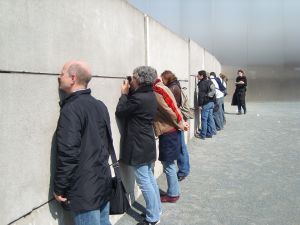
[105,122,130,215]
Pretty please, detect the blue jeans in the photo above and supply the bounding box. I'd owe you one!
[134,164,161,222]
[161,161,180,197]
[213,97,224,130]
[73,202,111,225]
[200,101,216,137]
[177,131,190,177]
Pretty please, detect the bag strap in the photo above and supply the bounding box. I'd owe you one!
[104,120,121,179]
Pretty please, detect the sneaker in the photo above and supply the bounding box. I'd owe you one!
[160,195,179,203]
[136,219,160,225]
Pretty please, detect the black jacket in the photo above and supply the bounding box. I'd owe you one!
[235,76,247,93]
[115,85,157,166]
[54,89,112,212]
[197,79,215,106]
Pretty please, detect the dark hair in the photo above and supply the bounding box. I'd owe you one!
[210,72,216,77]
[237,69,244,74]
[198,70,207,79]
[161,70,177,85]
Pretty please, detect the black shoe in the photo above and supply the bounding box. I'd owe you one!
[178,176,186,181]
[195,133,205,139]
[237,112,242,115]
[137,219,160,225]
[206,135,212,138]
[141,211,162,218]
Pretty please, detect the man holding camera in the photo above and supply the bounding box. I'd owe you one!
[115,66,161,225]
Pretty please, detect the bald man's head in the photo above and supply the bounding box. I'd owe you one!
[66,61,92,88]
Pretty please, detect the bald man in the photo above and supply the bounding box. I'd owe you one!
[54,61,112,225]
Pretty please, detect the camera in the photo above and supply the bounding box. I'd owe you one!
[126,76,132,83]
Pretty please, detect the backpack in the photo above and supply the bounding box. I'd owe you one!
[215,77,226,92]
[180,87,194,120]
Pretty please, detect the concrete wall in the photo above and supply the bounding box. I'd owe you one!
[0,0,222,224]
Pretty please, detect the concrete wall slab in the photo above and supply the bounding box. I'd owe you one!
[0,73,60,225]
[189,40,205,75]
[204,51,215,73]
[148,18,189,79]
[0,0,145,76]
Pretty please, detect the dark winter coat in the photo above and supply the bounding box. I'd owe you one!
[197,79,215,107]
[231,76,247,106]
[115,85,157,166]
[54,89,112,212]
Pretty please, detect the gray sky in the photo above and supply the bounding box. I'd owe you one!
[128,0,300,67]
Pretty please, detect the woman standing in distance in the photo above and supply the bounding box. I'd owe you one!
[232,69,247,114]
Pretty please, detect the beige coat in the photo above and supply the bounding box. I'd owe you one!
[153,80,184,136]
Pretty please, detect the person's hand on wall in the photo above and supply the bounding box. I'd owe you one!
[121,79,129,95]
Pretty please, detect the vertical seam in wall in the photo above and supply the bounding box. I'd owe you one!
[144,15,150,66]
[188,38,191,140]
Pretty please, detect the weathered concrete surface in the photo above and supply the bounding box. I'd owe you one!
[0,0,145,76]
[116,102,300,225]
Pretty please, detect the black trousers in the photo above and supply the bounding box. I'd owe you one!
[237,91,246,113]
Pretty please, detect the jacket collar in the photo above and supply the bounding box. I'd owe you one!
[167,80,181,88]
[59,88,91,107]
[134,85,153,93]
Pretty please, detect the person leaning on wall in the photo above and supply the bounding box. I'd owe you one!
[115,66,161,225]
[195,70,217,140]
[209,72,225,131]
[219,73,228,124]
[160,70,190,182]
[53,61,112,225]
[152,77,189,203]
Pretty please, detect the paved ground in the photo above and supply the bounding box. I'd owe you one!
[116,102,300,225]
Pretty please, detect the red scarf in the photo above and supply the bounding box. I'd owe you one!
[153,79,182,123]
